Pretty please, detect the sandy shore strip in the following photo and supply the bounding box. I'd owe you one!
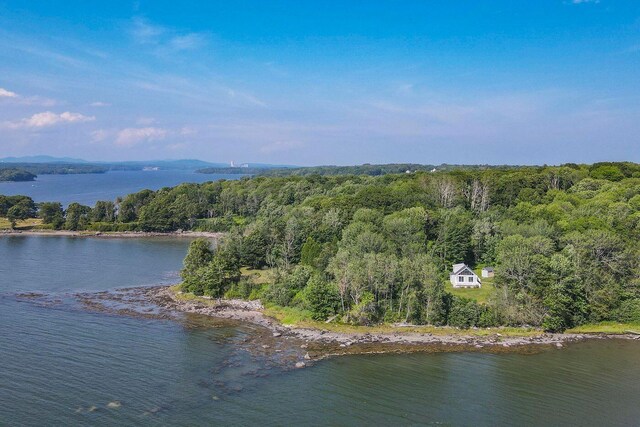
[144,286,640,354]
[0,229,224,239]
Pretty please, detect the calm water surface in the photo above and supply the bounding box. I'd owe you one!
[0,170,241,206]
[1,236,640,426]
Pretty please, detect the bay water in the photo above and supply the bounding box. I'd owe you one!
[1,236,640,426]
[0,170,242,206]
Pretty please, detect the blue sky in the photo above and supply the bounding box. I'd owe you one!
[0,0,639,165]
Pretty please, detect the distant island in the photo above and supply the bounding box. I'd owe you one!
[0,168,37,182]
[0,163,111,181]
[0,156,294,181]
[0,156,231,181]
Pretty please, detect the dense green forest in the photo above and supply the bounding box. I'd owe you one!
[0,163,109,177]
[3,162,640,331]
[0,168,37,182]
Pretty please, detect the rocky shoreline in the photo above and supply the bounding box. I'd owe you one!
[0,230,224,239]
[142,286,640,362]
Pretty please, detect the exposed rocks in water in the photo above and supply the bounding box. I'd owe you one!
[295,362,306,369]
[57,285,640,367]
[14,292,46,299]
[107,401,121,409]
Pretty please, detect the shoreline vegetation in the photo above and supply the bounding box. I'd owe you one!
[0,158,228,181]
[0,228,224,239]
[0,168,37,182]
[0,163,110,182]
[142,285,640,360]
[3,162,640,335]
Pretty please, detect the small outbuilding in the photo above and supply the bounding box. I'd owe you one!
[450,263,481,288]
[481,267,495,278]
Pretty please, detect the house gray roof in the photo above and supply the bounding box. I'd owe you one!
[482,267,494,272]
[452,263,478,275]
[452,263,466,274]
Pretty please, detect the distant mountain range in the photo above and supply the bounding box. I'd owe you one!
[0,155,88,164]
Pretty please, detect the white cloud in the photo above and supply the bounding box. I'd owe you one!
[90,101,110,107]
[131,18,165,44]
[0,88,18,98]
[115,127,168,146]
[0,87,57,106]
[130,17,208,53]
[5,111,95,129]
[571,0,599,4]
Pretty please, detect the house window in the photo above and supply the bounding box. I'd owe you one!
[458,276,464,282]
[468,277,474,283]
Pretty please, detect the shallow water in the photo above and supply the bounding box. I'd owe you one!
[1,236,639,426]
[0,169,241,206]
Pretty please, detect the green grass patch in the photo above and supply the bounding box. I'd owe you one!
[264,303,539,337]
[171,285,540,337]
[0,217,43,230]
[566,321,640,334]
[264,304,314,325]
[240,267,273,285]
[446,270,495,304]
[303,322,539,337]
[170,285,219,305]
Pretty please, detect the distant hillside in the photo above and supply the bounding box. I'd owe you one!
[250,163,554,177]
[196,164,296,175]
[109,159,225,170]
[0,155,87,164]
[0,156,229,171]
[256,163,438,176]
[0,163,110,175]
[197,163,522,177]
[197,163,539,177]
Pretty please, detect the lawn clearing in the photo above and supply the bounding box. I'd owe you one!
[0,217,43,230]
[446,268,495,304]
[566,321,640,334]
[240,267,274,285]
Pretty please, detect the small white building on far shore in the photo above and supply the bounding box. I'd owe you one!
[481,267,495,278]
[450,263,481,288]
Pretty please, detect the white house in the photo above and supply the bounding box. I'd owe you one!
[481,267,495,278]
[450,263,481,288]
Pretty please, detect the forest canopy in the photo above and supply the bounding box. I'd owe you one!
[3,162,640,331]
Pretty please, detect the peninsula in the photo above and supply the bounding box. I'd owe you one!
[5,162,637,337]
